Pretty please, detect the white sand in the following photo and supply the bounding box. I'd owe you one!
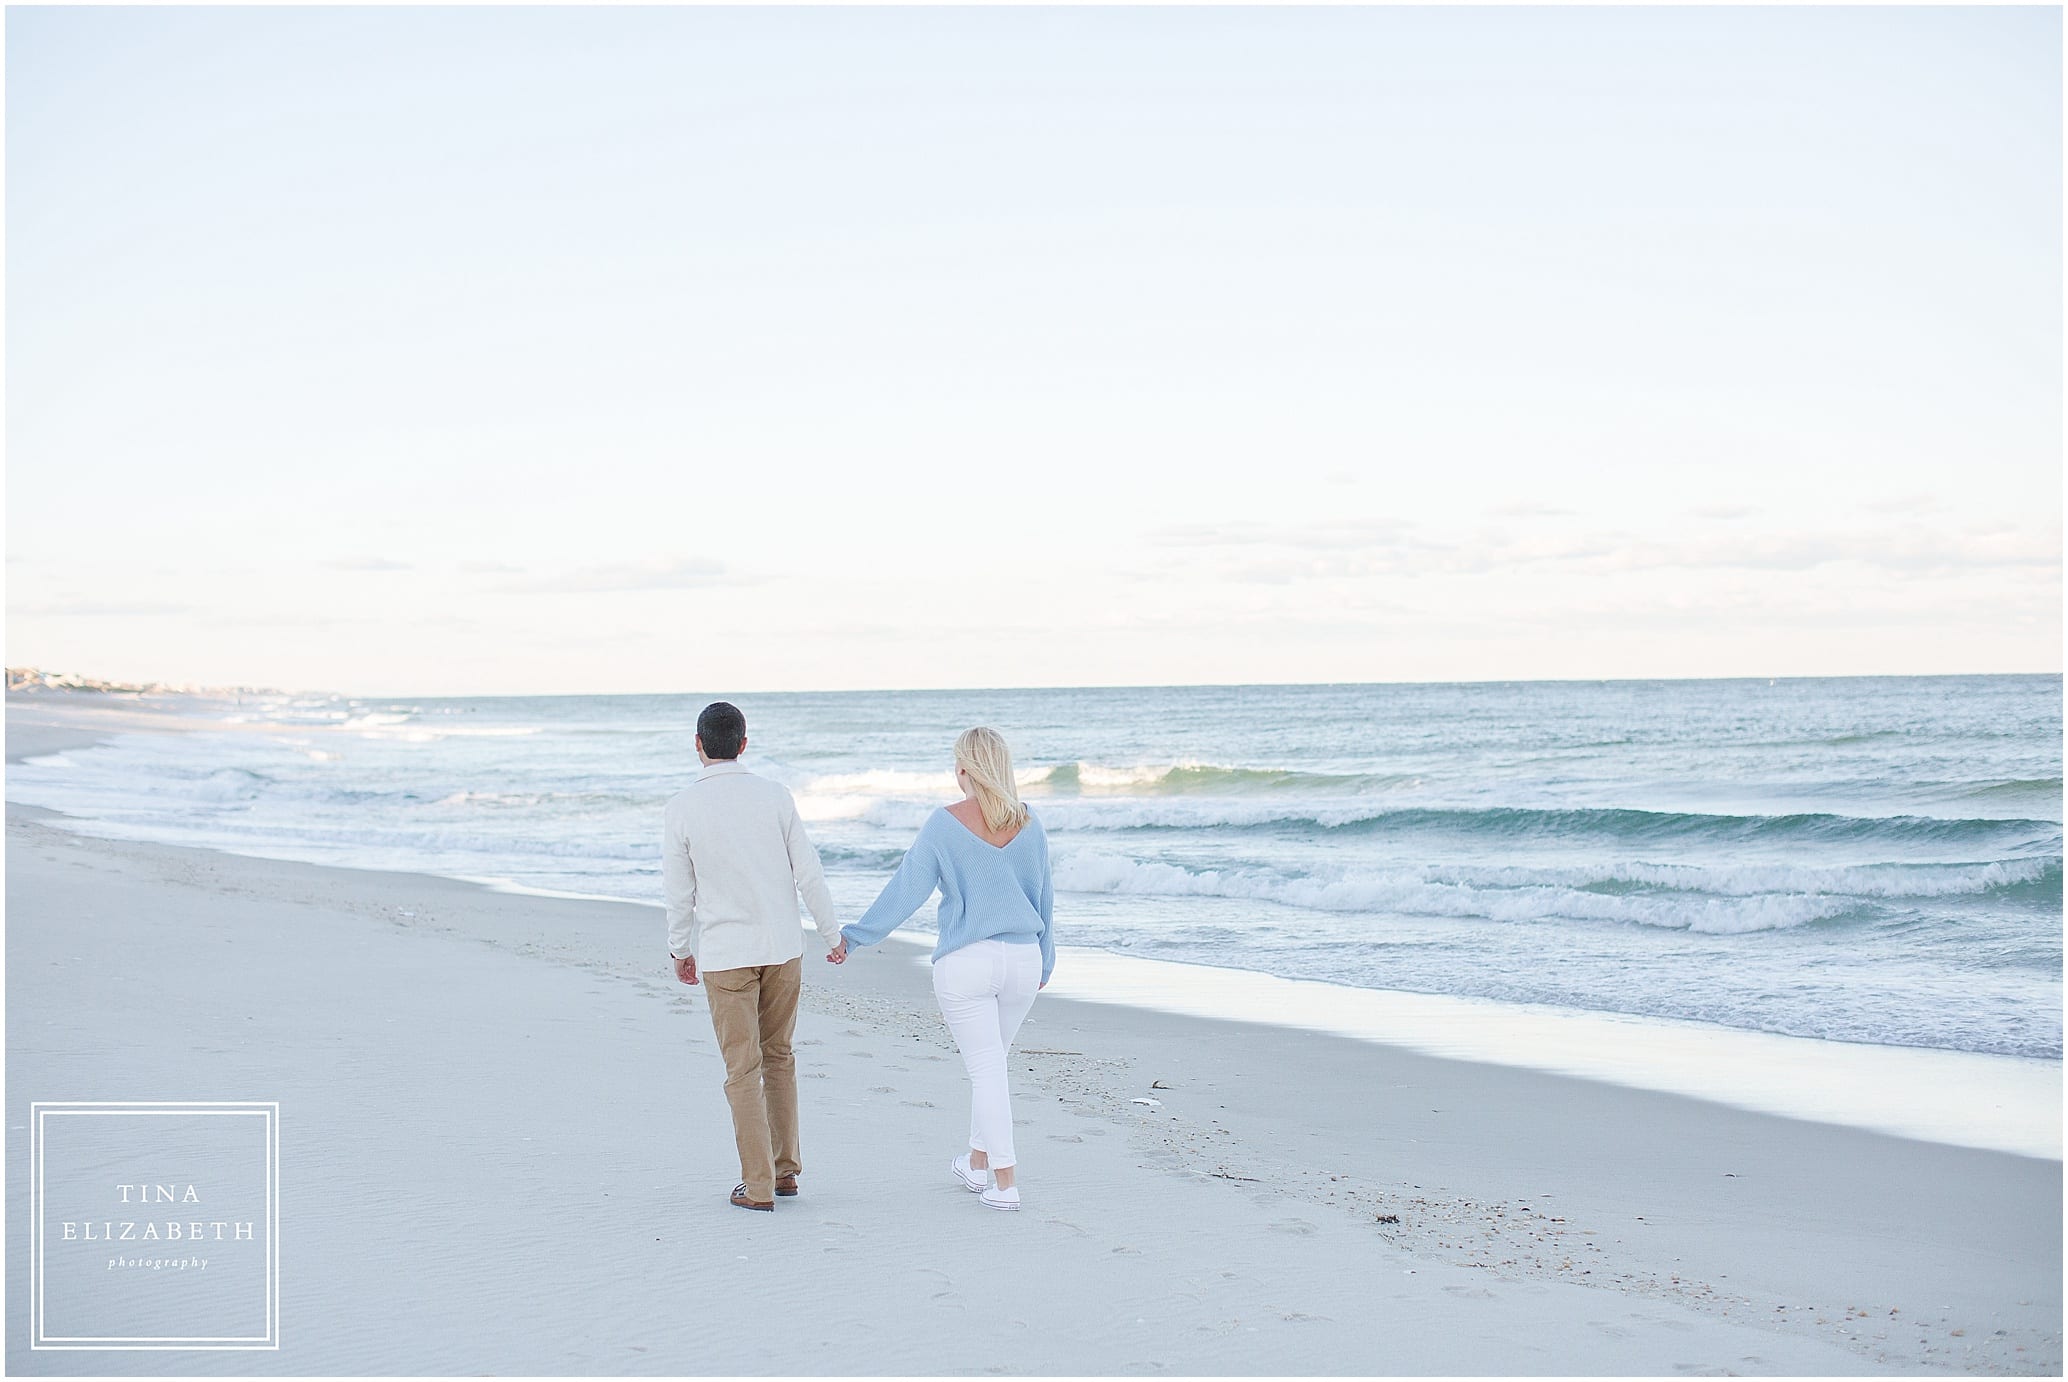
[5,699,2060,1374]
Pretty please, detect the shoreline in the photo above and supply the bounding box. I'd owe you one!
[8,697,2059,1160]
[6,805,2060,1372]
[3,825,2061,1369]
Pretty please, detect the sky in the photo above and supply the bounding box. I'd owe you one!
[6,5,2061,697]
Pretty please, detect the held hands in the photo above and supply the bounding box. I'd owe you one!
[826,938,848,965]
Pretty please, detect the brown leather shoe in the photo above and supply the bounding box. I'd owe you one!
[775,1175,799,1198]
[730,1182,774,1212]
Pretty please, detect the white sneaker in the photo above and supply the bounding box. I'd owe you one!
[951,1154,989,1193]
[979,1184,1021,1212]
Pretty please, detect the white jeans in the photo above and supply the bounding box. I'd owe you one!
[931,938,1043,1170]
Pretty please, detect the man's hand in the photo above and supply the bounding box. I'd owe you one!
[673,954,699,985]
[825,938,848,965]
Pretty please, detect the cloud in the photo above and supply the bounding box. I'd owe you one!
[1863,494,1944,516]
[459,561,525,575]
[1141,520,1606,580]
[1687,504,1757,520]
[1597,527,2061,575]
[194,611,381,627]
[497,557,745,593]
[1134,517,2061,583]
[1522,585,2060,633]
[1484,501,1578,518]
[325,557,414,572]
[12,599,191,617]
[1152,518,1426,550]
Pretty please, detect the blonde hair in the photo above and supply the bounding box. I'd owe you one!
[955,726,1029,835]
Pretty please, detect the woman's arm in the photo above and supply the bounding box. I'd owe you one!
[1036,826,1055,987]
[840,817,943,950]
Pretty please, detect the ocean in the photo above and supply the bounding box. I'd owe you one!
[7,674,2060,1062]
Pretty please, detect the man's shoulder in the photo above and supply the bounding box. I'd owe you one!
[671,767,792,810]
[724,767,794,803]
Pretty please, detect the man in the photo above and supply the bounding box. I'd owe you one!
[663,701,847,1211]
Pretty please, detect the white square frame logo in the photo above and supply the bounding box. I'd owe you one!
[29,1100,279,1350]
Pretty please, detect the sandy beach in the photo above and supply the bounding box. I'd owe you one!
[5,700,2060,1375]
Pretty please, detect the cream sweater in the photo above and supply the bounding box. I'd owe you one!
[661,758,840,970]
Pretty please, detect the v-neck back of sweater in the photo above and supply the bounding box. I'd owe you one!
[841,805,1056,984]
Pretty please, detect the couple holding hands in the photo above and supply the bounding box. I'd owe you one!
[663,702,1054,1213]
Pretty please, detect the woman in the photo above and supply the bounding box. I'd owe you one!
[829,726,1054,1211]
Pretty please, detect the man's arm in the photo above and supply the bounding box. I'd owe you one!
[781,790,841,948]
[661,800,700,965]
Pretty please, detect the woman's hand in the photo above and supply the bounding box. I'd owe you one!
[826,938,848,964]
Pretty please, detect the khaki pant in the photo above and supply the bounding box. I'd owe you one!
[703,956,802,1203]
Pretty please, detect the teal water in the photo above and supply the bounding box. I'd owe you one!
[8,674,2059,1058]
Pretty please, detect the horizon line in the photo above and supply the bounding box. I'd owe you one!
[9,666,2062,703]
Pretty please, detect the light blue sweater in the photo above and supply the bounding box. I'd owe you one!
[841,806,1055,984]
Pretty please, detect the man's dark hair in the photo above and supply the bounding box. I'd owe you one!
[696,701,746,761]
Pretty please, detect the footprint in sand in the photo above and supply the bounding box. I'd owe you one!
[1049,1134,1084,1143]
[1268,1219,1317,1236]
[1592,1323,1634,1340]
[900,1100,935,1109]
[1444,1286,1495,1300]
[868,1086,895,1095]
